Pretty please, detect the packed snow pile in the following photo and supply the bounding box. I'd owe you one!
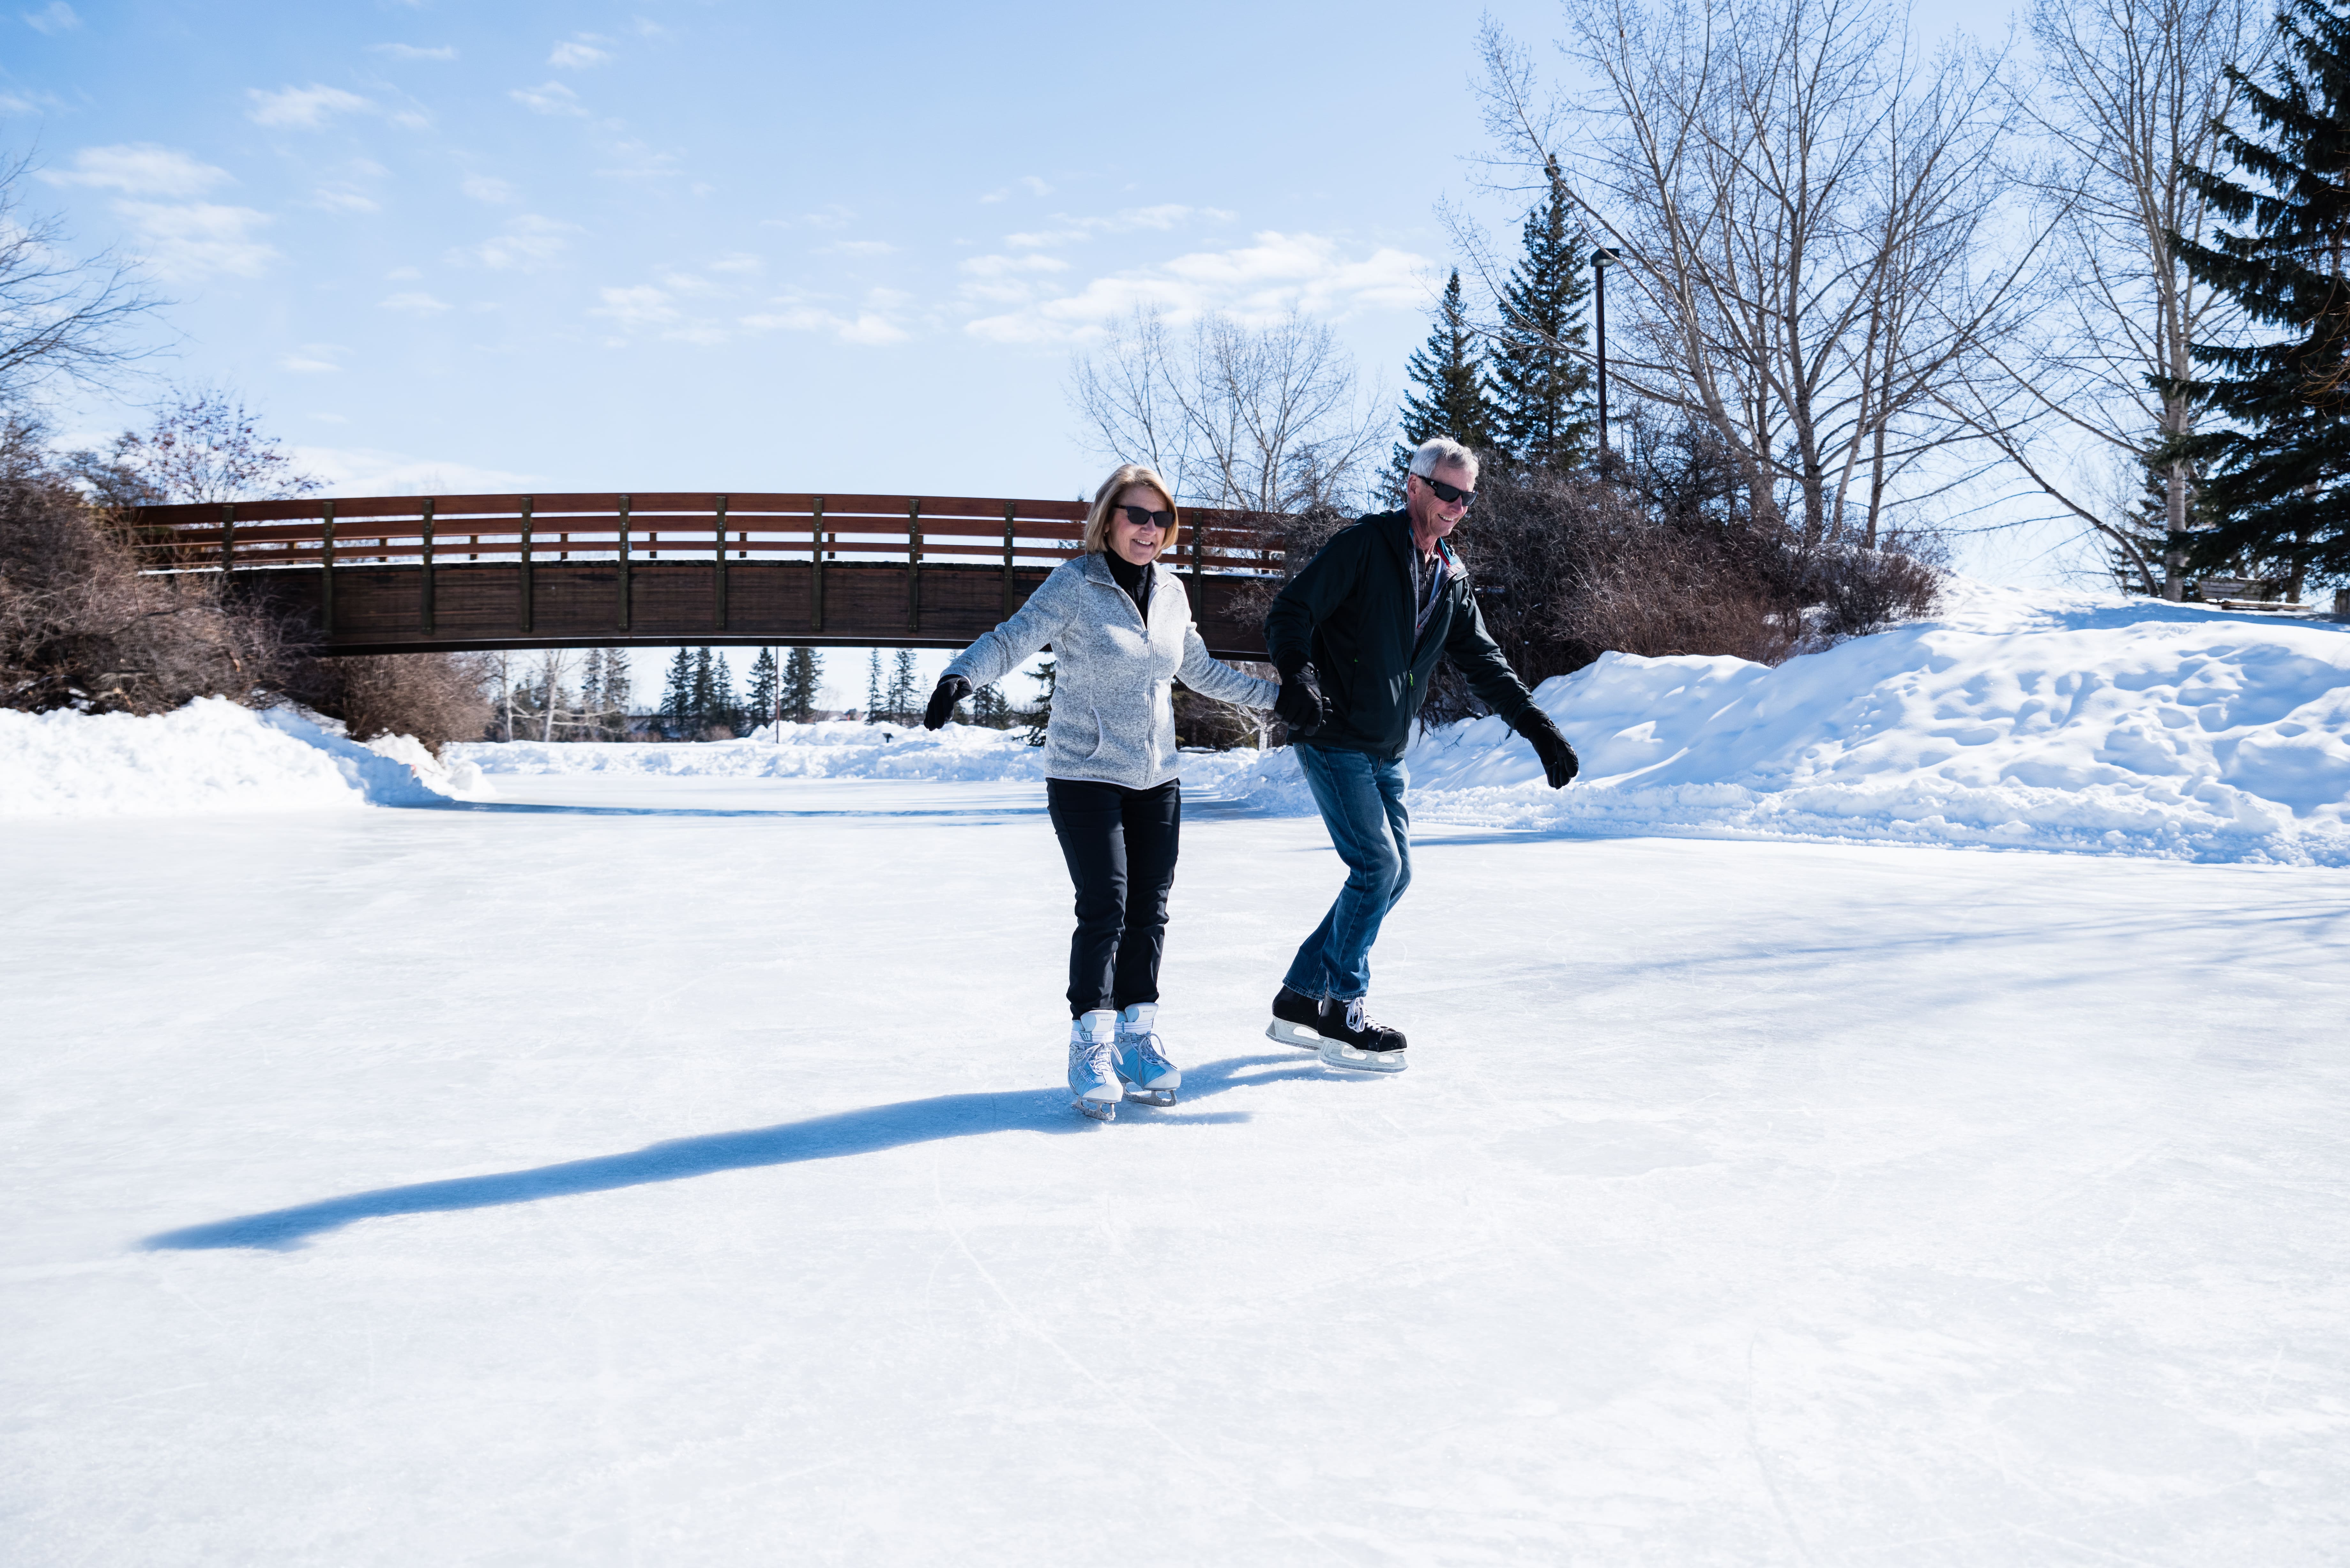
[453,721,1271,792]
[0,698,490,817]
[1221,580,2350,865]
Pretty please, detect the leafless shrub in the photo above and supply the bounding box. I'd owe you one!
[293,653,493,757]
[2,421,277,713]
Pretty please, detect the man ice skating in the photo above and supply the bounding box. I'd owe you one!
[1262,437,1580,1072]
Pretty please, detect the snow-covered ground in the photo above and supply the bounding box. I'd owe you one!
[5,583,2349,1563]
[6,776,2349,1563]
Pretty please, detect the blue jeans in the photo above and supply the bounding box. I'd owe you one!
[1282,745,1411,1002]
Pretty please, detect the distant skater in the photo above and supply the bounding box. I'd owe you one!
[925,464,1279,1121]
[1261,437,1581,1073]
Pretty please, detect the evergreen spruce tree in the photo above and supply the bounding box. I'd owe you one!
[1024,653,1057,746]
[782,647,822,723]
[689,647,716,736]
[864,650,885,722]
[660,648,694,738]
[1393,269,1502,490]
[711,652,740,735]
[1490,159,1596,472]
[970,681,1009,727]
[601,650,632,739]
[2169,0,2350,590]
[746,647,781,732]
[886,649,918,724]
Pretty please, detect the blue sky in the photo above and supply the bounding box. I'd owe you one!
[7,0,2034,707]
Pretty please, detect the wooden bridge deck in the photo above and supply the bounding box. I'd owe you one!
[127,492,1284,660]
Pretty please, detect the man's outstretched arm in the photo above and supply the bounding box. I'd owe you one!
[1445,593,1577,788]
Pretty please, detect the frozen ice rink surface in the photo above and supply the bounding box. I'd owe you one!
[6,774,2348,1566]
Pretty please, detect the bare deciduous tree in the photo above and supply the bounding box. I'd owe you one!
[0,151,166,403]
[1944,0,2266,597]
[1069,305,1388,517]
[88,385,322,507]
[1470,0,2028,548]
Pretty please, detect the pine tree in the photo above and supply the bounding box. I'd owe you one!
[864,650,885,723]
[782,647,822,723]
[711,652,739,735]
[1024,653,1057,746]
[2169,0,2350,591]
[886,649,918,724]
[746,648,780,733]
[1491,159,1595,472]
[1394,269,1502,489]
[690,647,716,736]
[601,649,632,738]
[660,648,694,738]
[970,681,1009,727]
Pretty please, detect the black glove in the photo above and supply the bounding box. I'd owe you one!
[1520,712,1579,788]
[923,674,973,730]
[1275,677,1327,735]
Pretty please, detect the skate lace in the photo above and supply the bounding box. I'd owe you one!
[1073,1036,1118,1077]
[1119,1028,1172,1070]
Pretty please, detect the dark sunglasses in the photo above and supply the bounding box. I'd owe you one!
[1419,474,1475,507]
[1115,505,1175,531]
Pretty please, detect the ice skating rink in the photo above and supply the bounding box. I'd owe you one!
[6,774,2347,1565]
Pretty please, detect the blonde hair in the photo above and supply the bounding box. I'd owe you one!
[1081,464,1179,561]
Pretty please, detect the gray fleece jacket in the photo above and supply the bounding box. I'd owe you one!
[944,552,1280,789]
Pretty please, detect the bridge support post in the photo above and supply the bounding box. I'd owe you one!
[320,500,334,634]
[519,496,534,632]
[420,497,435,634]
[812,496,826,634]
[907,497,923,633]
[714,494,729,631]
[617,494,632,632]
[220,505,235,574]
[1002,500,1016,615]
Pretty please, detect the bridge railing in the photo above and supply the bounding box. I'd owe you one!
[125,493,1291,579]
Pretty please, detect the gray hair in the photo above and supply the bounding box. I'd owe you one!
[1407,437,1479,479]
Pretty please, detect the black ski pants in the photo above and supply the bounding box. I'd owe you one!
[1045,777,1181,1018]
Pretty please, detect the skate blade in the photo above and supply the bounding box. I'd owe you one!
[1121,1087,1178,1107]
[1266,1019,1323,1049]
[1318,1043,1408,1074]
[1074,1097,1117,1122]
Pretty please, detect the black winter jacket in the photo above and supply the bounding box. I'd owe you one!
[1263,510,1540,759]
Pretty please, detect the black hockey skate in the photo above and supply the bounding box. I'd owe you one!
[1317,997,1408,1074]
[1266,985,1328,1049]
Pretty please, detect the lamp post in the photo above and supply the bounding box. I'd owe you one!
[1592,248,1619,476]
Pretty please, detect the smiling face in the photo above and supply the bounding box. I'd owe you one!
[1405,458,1476,547]
[1108,484,1171,565]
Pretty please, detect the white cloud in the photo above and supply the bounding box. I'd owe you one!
[1,90,61,115]
[590,284,676,330]
[708,251,761,274]
[281,344,348,373]
[740,302,908,347]
[820,239,894,257]
[510,81,586,116]
[310,185,379,213]
[115,202,277,279]
[1005,203,1227,250]
[963,231,1430,344]
[384,266,421,280]
[39,144,230,198]
[370,43,455,60]
[549,38,611,68]
[981,175,1054,204]
[761,205,853,231]
[380,291,451,314]
[247,84,374,129]
[461,175,516,203]
[22,2,77,34]
[459,214,576,271]
[288,446,547,496]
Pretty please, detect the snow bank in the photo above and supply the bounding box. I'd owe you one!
[452,721,1271,792]
[0,698,489,817]
[1219,580,2350,865]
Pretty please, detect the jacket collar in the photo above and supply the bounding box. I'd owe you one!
[1079,550,1169,587]
[1375,509,1463,580]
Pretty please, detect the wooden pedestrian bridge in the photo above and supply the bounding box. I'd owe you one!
[126,492,1286,660]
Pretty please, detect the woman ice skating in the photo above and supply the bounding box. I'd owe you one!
[924,464,1280,1122]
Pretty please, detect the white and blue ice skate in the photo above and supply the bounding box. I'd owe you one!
[1068,1011,1122,1122]
[1111,1003,1180,1107]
